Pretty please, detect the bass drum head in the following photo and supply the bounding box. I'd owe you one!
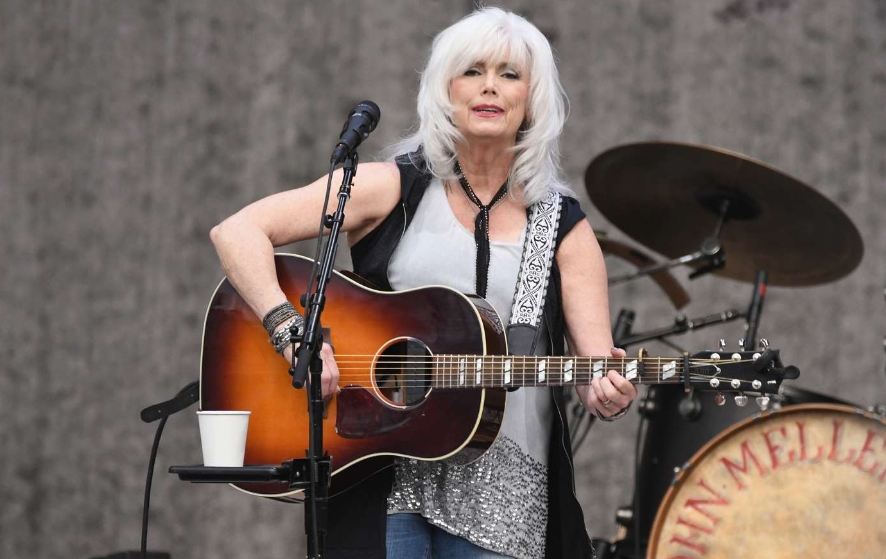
[648,404,886,558]
[626,385,848,553]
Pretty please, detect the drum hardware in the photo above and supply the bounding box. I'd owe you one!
[614,308,745,350]
[583,142,865,558]
[599,272,794,557]
[606,202,731,287]
[614,506,634,526]
[677,389,702,420]
[585,142,864,286]
[597,234,690,309]
[611,308,635,347]
[589,538,617,559]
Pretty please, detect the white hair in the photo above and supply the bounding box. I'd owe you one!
[384,7,571,206]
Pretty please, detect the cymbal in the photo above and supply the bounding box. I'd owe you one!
[584,142,864,286]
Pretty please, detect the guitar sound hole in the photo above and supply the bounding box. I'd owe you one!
[375,338,432,408]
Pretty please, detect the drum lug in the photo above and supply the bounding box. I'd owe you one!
[868,403,886,416]
[638,393,658,417]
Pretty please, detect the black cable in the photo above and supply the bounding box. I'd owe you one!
[568,397,584,447]
[299,161,336,558]
[304,162,338,305]
[632,390,648,559]
[140,381,199,558]
[572,407,597,451]
[141,415,168,559]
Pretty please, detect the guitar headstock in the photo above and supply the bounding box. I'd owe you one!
[688,347,800,407]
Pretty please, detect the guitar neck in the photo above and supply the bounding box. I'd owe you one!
[431,355,694,389]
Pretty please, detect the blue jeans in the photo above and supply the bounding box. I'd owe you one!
[386,513,513,558]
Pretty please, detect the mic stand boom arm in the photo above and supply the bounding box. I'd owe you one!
[291,152,359,559]
[607,196,736,286]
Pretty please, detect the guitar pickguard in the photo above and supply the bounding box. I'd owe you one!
[335,385,424,438]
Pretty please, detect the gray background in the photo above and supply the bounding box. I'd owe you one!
[2,0,885,557]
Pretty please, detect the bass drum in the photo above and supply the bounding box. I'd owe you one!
[648,404,886,558]
[620,386,848,556]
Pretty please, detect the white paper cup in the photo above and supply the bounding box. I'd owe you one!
[197,410,251,467]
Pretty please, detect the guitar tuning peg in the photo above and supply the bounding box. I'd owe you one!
[734,394,749,407]
[738,338,746,351]
[718,339,727,351]
[756,395,770,409]
[730,378,741,389]
[715,393,726,406]
[759,338,770,349]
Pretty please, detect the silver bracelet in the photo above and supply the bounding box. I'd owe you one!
[594,402,631,422]
[270,316,304,353]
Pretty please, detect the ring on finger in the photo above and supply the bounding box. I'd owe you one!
[601,399,613,408]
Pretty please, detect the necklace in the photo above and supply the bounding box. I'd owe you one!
[454,161,509,298]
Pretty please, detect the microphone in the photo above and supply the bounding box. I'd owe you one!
[744,269,768,350]
[330,101,381,165]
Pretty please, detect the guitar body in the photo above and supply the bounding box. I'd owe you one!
[200,254,507,497]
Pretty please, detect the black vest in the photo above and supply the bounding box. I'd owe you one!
[326,152,594,559]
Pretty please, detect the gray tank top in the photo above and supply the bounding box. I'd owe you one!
[386,178,553,559]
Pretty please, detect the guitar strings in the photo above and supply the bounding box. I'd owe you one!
[288,371,761,387]
[266,355,764,387]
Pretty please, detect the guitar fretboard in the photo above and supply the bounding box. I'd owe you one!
[431,355,693,389]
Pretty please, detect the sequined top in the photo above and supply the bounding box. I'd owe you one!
[385,178,553,559]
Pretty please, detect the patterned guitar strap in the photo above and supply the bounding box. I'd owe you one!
[507,190,563,360]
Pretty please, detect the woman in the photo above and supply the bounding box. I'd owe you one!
[210,7,637,559]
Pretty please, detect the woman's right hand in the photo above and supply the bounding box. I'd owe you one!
[282,342,340,398]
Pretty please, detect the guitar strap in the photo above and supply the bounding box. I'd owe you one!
[507,190,562,358]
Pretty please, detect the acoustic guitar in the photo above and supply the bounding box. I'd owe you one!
[200,254,794,498]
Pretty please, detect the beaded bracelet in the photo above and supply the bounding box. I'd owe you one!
[262,302,298,336]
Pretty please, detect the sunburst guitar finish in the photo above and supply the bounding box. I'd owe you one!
[200,254,507,498]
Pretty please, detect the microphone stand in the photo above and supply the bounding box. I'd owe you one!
[743,269,768,350]
[291,152,359,559]
[607,198,733,287]
[168,156,363,559]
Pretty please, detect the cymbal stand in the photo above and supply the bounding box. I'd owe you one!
[608,193,761,286]
[614,308,745,350]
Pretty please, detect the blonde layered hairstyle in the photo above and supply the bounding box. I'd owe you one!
[386,7,571,206]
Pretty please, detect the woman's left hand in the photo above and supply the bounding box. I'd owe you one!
[576,347,638,418]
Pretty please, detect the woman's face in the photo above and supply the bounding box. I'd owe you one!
[449,59,529,145]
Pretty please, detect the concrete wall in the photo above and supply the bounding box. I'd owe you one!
[2,1,884,557]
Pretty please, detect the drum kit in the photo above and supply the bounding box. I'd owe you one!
[577,142,886,558]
